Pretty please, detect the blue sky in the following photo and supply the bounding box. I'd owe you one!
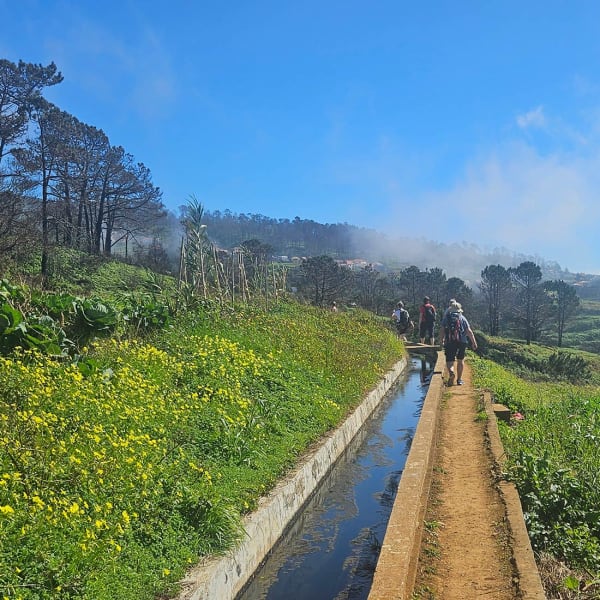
[3,1,600,274]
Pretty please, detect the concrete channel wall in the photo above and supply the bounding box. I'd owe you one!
[177,356,409,600]
[369,350,545,600]
[485,392,546,599]
[369,347,446,600]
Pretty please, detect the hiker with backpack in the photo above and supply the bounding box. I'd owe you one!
[441,298,457,321]
[392,301,413,340]
[441,300,478,386]
[419,296,437,345]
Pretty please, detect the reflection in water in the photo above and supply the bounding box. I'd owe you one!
[375,469,402,510]
[420,355,432,386]
[238,355,435,600]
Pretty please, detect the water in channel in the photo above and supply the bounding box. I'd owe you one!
[237,354,435,600]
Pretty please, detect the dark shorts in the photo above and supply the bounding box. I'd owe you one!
[444,341,467,362]
[419,322,434,339]
[396,322,409,334]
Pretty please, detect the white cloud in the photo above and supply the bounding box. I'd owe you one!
[403,141,600,271]
[514,105,588,148]
[516,106,546,130]
[453,145,589,239]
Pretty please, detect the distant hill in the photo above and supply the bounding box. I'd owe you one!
[195,210,600,295]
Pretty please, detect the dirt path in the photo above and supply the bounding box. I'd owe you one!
[413,360,518,599]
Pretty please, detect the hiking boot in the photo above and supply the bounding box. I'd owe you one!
[447,371,455,386]
[457,379,464,385]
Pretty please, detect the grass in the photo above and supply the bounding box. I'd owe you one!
[528,298,600,354]
[475,331,600,385]
[0,298,403,600]
[471,355,600,587]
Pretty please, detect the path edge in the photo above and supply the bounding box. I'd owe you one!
[484,391,546,600]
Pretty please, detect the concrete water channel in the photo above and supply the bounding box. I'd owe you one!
[237,353,436,600]
[179,349,443,600]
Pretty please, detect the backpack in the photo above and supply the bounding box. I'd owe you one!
[399,308,409,325]
[424,304,435,324]
[445,311,462,343]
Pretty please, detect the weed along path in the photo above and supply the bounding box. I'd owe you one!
[412,359,542,600]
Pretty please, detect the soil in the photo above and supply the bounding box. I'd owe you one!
[412,361,519,599]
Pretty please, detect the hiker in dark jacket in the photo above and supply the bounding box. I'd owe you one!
[419,296,436,345]
[441,301,477,386]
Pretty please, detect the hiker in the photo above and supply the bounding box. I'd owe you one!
[441,298,457,321]
[331,301,338,312]
[419,296,436,345]
[391,301,413,340]
[441,300,478,386]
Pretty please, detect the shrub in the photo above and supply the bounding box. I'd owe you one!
[545,352,591,384]
[472,357,600,578]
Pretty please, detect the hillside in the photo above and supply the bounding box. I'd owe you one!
[0,266,404,600]
[185,210,600,292]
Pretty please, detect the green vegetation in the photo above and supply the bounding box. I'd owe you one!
[561,300,600,354]
[0,279,402,599]
[0,270,175,359]
[475,331,600,385]
[472,356,600,589]
[5,54,600,599]
[2,214,600,598]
